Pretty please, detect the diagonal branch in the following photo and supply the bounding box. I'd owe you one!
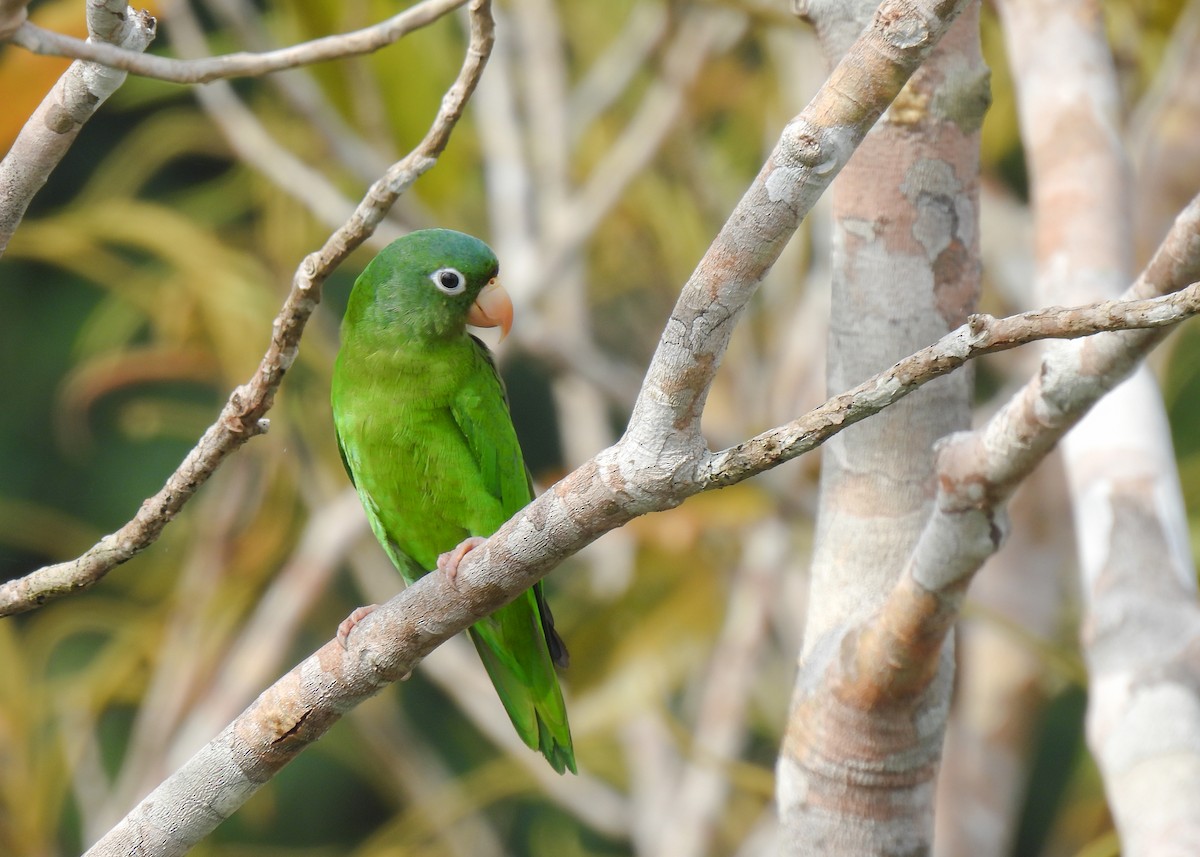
[0,0,495,618]
[620,0,976,485]
[6,0,466,83]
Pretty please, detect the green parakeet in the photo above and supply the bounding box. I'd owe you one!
[331,229,576,775]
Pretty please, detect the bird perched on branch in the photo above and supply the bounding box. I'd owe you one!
[331,229,575,774]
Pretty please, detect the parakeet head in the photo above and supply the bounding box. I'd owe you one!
[344,229,512,342]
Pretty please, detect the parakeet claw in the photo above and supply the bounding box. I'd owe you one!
[337,604,379,648]
[437,537,488,585]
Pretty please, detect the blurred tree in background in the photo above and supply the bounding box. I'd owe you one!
[1,0,1199,855]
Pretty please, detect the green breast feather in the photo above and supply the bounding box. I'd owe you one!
[331,229,575,774]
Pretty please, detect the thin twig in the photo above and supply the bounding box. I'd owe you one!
[7,0,466,83]
[0,0,495,618]
[705,282,1200,488]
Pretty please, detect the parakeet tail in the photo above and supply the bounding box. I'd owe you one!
[468,613,577,775]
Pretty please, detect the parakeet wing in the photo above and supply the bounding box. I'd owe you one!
[451,336,536,520]
[330,229,575,774]
[335,426,428,584]
[449,337,575,773]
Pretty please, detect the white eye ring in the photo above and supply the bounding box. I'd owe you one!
[430,267,467,295]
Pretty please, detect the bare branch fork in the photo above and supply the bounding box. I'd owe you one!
[0,0,495,618]
[771,191,1200,845]
[5,0,469,84]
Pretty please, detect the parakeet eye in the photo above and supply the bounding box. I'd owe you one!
[430,267,467,295]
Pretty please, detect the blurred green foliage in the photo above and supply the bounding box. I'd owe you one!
[0,0,1197,855]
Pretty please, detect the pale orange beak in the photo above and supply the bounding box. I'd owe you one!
[466,277,513,341]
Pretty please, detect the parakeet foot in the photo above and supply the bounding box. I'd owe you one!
[437,537,488,585]
[337,604,378,648]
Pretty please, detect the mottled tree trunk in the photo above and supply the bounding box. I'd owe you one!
[777,1,986,852]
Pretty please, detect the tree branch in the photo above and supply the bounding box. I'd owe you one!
[0,4,156,256]
[5,0,467,83]
[0,0,495,618]
[706,282,1200,489]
